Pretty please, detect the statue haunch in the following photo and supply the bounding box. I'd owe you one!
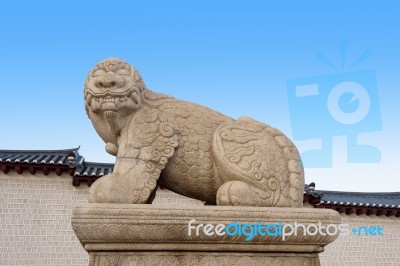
[85,58,304,207]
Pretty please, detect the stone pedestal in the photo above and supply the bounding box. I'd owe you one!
[72,204,340,266]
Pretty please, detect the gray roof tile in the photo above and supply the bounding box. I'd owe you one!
[0,148,82,166]
[317,190,400,209]
[74,162,113,177]
[0,148,113,178]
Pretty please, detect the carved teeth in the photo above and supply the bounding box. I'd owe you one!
[91,93,133,105]
[130,91,138,104]
[118,96,130,102]
[103,97,115,103]
[86,94,92,106]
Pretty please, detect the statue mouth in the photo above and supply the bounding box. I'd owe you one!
[88,86,133,96]
[86,86,140,112]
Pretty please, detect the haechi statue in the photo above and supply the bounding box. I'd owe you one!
[84,58,304,207]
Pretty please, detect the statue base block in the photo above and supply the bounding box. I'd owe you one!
[72,204,340,266]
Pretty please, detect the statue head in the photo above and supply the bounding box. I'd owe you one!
[84,58,146,144]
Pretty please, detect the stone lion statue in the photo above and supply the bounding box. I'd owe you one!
[84,58,304,207]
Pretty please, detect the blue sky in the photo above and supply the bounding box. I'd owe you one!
[1,1,399,192]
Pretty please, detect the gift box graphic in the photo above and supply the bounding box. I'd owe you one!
[287,69,382,168]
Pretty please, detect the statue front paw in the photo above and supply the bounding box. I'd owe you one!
[88,173,152,204]
[89,174,128,203]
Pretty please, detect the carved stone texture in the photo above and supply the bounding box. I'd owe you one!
[72,204,340,266]
[89,252,320,266]
[84,58,304,206]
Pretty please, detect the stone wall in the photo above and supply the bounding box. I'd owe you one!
[320,214,400,265]
[1,172,399,265]
[0,172,89,266]
[0,172,205,266]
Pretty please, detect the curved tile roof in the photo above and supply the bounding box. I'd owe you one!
[0,148,113,178]
[0,148,83,166]
[74,162,113,177]
[318,191,400,209]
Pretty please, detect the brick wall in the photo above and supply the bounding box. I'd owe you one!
[0,172,205,266]
[0,172,89,266]
[1,172,399,265]
[320,214,400,265]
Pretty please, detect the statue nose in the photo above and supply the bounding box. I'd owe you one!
[95,74,117,89]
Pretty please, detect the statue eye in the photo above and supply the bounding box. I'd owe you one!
[92,69,105,77]
[116,69,130,76]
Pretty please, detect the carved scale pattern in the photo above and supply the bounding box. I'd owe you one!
[214,118,304,206]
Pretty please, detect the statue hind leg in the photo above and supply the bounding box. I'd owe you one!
[216,180,281,206]
[212,119,304,207]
